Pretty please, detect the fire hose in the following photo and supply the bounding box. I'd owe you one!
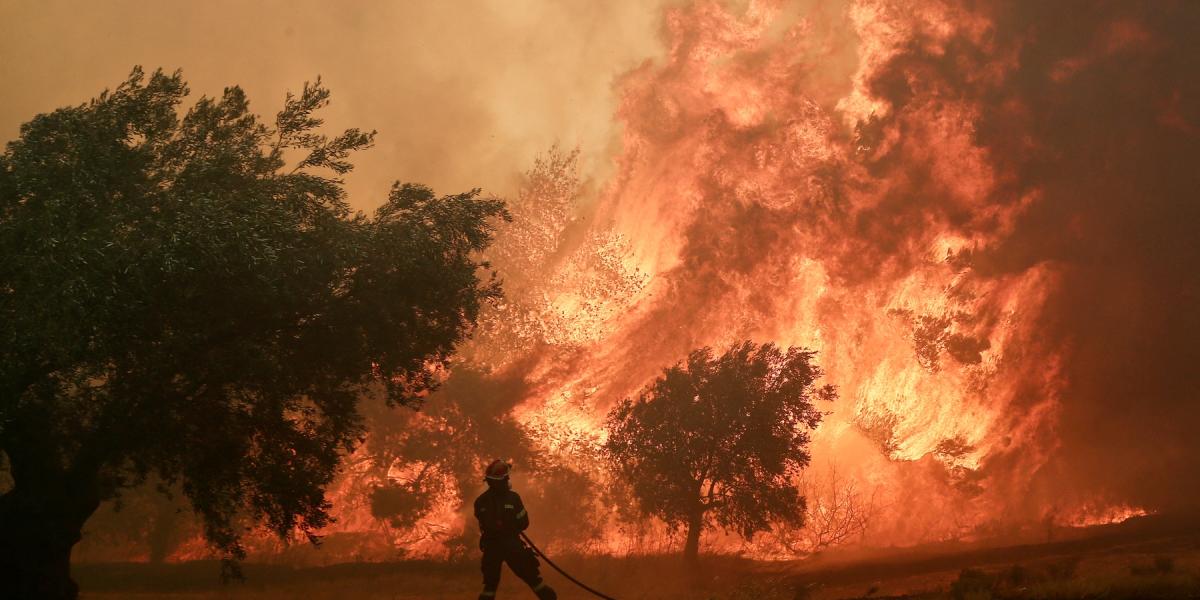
[520,532,620,600]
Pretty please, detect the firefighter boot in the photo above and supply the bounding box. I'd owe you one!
[533,582,557,600]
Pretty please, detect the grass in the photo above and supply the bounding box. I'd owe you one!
[75,557,1200,600]
[75,528,1200,600]
[76,556,798,600]
[938,555,1200,600]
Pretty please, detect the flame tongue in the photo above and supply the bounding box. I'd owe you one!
[503,0,1188,552]
[147,0,1193,562]
[526,0,1059,547]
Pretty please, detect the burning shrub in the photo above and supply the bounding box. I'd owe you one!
[769,465,877,556]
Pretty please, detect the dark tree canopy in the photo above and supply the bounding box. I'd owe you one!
[603,341,833,560]
[361,366,542,554]
[0,67,506,597]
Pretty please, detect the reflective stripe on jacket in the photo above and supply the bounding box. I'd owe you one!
[474,488,530,541]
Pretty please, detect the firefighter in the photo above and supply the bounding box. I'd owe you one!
[474,460,557,600]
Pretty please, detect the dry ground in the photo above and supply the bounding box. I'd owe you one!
[77,515,1200,600]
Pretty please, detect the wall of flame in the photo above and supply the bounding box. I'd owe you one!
[69,0,1200,563]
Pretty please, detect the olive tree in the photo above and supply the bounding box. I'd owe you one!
[603,341,833,561]
[0,68,506,598]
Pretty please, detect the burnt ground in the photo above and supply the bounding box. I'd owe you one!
[75,514,1200,599]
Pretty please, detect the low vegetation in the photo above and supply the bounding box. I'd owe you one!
[69,540,1200,600]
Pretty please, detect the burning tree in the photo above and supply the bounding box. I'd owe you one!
[602,341,834,561]
[338,145,639,557]
[0,68,506,598]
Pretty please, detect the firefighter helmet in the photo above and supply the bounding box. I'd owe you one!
[484,459,512,481]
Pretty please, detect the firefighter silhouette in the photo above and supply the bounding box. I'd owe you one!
[474,460,557,600]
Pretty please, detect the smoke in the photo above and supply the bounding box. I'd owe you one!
[961,1,1200,513]
[581,0,1200,538]
[0,0,670,211]
[826,0,1200,516]
[9,0,1199,558]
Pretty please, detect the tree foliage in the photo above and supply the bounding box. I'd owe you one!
[356,365,542,557]
[348,147,634,557]
[0,66,506,592]
[602,341,833,559]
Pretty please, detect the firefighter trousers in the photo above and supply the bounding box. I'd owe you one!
[479,536,556,599]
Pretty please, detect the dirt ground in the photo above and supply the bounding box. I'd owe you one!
[76,515,1200,600]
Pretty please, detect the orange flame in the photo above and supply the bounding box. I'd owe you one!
[121,0,1185,564]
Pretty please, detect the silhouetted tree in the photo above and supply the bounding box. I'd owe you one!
[358,366,542,558]
[0,67,506,598]
[603,341,833,561]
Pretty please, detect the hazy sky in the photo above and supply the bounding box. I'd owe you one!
[0,0,668,211]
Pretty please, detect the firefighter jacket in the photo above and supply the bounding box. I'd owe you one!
[474,487,530,543]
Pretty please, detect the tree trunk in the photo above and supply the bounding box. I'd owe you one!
[683,511,703,563]
[0,479,100,599]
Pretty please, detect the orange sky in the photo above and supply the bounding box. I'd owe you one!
[0,0,668,212]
